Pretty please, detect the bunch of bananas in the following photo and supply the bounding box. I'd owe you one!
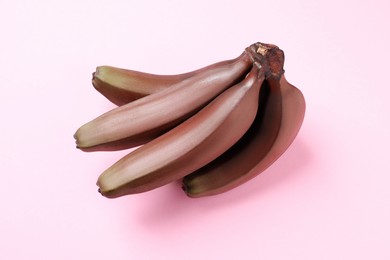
[74,42,305,198]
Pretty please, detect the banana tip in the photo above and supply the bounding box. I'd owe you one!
[73,132,81,148]
[96,188,119,199]
[181,183,198,198]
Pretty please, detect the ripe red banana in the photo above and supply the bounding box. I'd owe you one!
[182,75,305,197]
[74,42,305,199]
[97,64,265,198]
[74,51,253,152]
[92,59,242,106]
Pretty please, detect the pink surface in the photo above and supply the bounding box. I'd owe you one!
[1,0,389,259]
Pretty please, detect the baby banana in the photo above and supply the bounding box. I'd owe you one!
[74,51,253,151]
[96,64,265,198]
[182,75,305,197]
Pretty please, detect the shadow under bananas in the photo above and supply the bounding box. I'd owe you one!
[126,137,311,229]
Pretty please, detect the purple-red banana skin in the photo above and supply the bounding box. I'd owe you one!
[182,75,305,197]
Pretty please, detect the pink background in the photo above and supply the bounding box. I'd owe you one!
[1,0,389,259]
